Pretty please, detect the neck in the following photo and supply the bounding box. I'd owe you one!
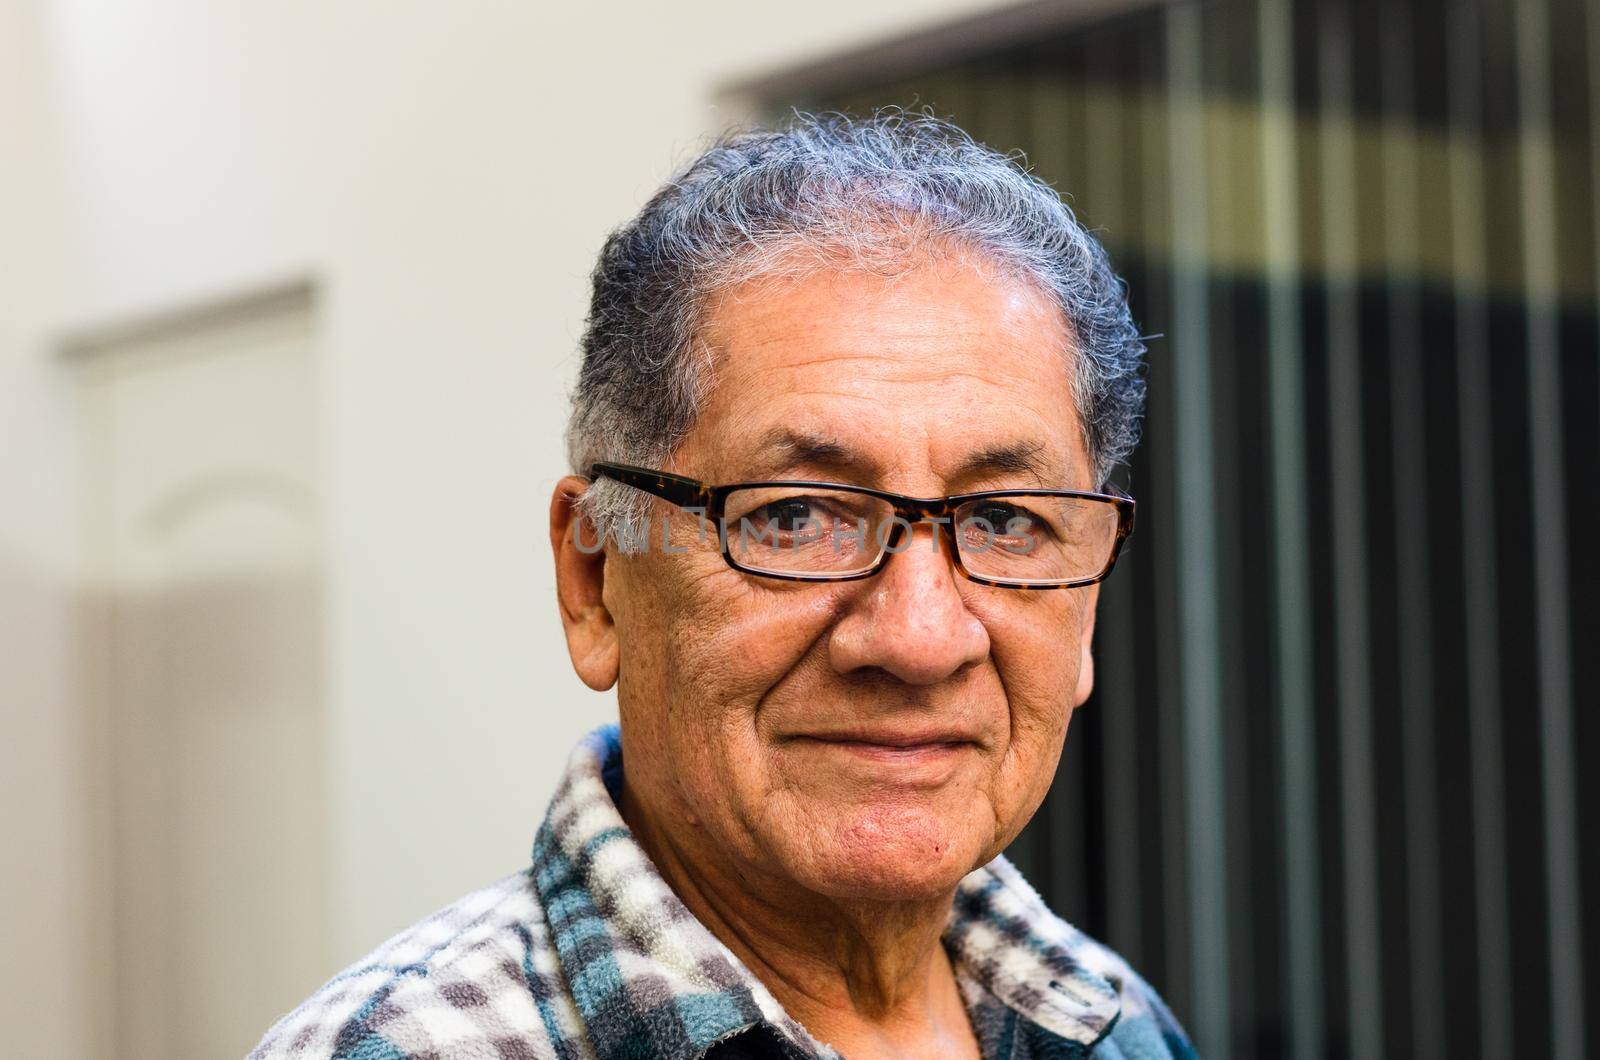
[618,778,977,1056]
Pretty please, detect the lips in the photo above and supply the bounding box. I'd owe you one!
[796,729,978,749]
[783,728,978,782]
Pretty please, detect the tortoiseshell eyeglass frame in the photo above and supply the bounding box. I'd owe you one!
[586,461,1136,590]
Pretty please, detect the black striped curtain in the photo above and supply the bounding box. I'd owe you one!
[764,1,1600,1056]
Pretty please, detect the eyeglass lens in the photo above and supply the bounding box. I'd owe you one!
[719,486,1119,585]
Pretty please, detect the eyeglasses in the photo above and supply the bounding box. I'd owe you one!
[586,462,1135,590]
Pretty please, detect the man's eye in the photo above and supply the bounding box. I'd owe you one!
[759,498,819,531]
[972,503,1029,532]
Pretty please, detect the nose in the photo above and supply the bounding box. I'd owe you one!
[826,522,991,685]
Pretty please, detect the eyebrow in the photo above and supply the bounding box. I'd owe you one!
[752,428,868,477]
[747,427,1062,487]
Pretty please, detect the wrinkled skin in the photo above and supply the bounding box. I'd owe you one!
[550,252,1102,1060]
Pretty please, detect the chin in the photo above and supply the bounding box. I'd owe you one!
[789,802,986,901]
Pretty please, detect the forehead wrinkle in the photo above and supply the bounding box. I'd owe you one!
[726,359,1057,399]
[708,315,1071,391]
[726,325,1052,369]
[698,274,1076,413]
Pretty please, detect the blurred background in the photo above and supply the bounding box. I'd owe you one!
[2,0,1595,1057]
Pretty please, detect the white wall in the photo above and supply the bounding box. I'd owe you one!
[0,3,80,1057]
[3,1,1014,1054]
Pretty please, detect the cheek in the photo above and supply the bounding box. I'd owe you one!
[975,593,1087,821]
[664,578,843,709]
[624,567,847,817]
[976,593,1084,730]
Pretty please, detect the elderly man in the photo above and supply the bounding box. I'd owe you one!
[252,113,1193,1060]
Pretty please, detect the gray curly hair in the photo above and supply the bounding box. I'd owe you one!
[565,109,1145,547]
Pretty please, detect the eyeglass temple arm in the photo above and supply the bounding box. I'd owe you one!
[588,462,711,509]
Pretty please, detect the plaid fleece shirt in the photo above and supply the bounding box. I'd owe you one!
[250,724,1196,1059]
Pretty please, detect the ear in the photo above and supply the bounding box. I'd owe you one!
[550,475,620,691]
[1072,584,1100,708]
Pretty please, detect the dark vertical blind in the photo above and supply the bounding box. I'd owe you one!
[763,0,1600,1056]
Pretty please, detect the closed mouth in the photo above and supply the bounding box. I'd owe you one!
[793,733,977,752]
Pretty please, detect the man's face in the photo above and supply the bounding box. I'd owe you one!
[595,252,1100,902]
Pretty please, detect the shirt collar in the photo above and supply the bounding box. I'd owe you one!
[531,724,1121,1060]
